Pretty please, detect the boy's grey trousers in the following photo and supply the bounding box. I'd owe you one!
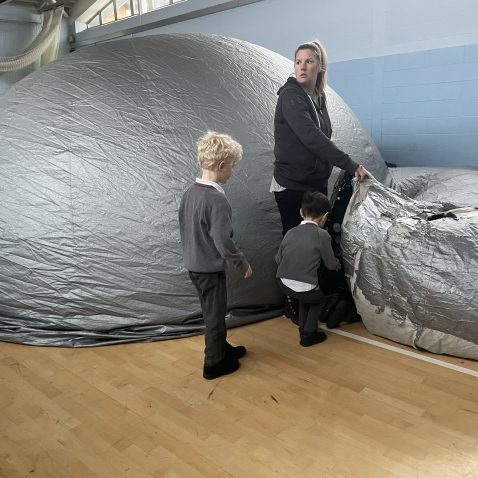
[189,271,227,366]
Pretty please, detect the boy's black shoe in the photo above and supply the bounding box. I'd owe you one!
[326,300,355,329]
[225,341,247,359]
[346,312,362,324]
[300,331,327,347]
[203,355,240,380]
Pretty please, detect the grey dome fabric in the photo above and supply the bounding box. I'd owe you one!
[0,33,391,346]
[341,173,478,360]
[389,166,478,208]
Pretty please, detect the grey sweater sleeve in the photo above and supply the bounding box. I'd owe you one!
[209,197,249,273]
[281,89,359,175]
[318,229,341,271]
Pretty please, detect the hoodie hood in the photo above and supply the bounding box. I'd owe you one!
[277,76,301,95]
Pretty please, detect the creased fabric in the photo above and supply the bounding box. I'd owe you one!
[0,34,391,346]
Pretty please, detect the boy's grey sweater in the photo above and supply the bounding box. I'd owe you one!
[178,183,248,273]
[275,223,339,284]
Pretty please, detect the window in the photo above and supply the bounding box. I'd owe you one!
[116,0,134,20]
[142,0,172,11]
[101,2,116,24]
[86,0,183,29]
[88,14,101,27]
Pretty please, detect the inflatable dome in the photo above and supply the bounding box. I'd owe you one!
[342,169,478,360]
[0,33,391,346]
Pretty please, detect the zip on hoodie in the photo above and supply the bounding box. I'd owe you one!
[306,93,321,130]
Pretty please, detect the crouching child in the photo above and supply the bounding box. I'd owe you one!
[275,191,340,346]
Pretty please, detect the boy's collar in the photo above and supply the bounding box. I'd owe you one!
[300,220,320,227]
[195,178,225,194]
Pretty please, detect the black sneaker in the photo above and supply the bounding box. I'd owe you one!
[203,355,240,380]
[346,312,362,324]
[225,341,247,359]
[326,300,356,329]
[300,331,327,347]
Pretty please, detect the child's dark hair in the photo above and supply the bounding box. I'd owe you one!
[301,191,331,218]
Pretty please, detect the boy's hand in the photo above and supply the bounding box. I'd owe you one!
[355,165,368,182]
[244,264,253,279]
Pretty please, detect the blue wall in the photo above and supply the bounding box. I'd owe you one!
[329,44,478,167]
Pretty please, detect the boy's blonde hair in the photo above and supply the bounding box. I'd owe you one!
[197,131,243,170]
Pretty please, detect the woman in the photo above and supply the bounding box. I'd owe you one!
[272,40,367,235]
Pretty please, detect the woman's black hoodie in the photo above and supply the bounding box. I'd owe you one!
[273,77,358,191]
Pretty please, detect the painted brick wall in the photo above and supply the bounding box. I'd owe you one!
[329,44,478,167]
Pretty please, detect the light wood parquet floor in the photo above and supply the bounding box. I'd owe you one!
[1,317,477,478]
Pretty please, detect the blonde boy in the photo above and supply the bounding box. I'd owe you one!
[179,132,252,380]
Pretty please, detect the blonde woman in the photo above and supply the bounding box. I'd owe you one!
[272,40,367,236]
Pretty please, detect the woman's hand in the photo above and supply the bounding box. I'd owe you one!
[355,165,368,182]
[244,264,253,279]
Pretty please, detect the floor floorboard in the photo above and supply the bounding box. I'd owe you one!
[1,317,477,477]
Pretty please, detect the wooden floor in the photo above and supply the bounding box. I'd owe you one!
[1,317,478,478]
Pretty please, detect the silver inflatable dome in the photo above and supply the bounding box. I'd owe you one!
[0,33,391,346]
[342,168,478,360]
